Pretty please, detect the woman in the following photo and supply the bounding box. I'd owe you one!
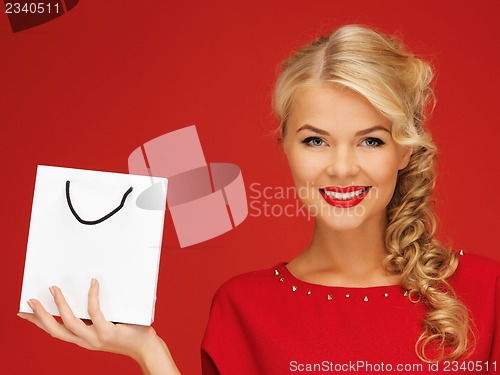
[18,25,499,374]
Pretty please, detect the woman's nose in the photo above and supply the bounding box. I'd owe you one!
[325,146,360,179]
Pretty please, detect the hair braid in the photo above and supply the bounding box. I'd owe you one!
[385,144,473,361]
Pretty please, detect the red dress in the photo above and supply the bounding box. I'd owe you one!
[201,252,500,374]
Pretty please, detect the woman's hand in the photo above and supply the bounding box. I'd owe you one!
[18,279,181,375]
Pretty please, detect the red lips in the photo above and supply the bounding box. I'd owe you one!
[319,186,371,208]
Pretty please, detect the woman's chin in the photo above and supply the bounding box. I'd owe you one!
[317,217,367,233]
[310,206,374,233]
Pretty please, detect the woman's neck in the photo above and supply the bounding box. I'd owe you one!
[287,216,401,287]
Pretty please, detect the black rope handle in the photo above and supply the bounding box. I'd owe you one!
[65,180,133,225]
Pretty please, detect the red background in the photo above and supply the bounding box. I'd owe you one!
[1,1,499,373]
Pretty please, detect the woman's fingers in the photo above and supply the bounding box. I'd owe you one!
[87,278,118,349]
[23,299,92,349]
[19,282,162,362]
[18,310,46,331]
[20,281,122,352]
[87,278,108,327]
[50,285,89,338]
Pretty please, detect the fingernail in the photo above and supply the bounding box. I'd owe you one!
[91,278,97,287]
[27,300,35,312]
[17,313,27,320]
[49,286,55,297]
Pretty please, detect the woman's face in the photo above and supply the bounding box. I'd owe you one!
[282,84,412,232]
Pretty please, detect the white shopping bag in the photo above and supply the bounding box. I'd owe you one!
[19,165,168,325]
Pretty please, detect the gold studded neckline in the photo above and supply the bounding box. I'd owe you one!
[272,251,466,302]
[274,262,406,299]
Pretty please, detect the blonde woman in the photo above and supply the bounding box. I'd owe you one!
[19,25,499,374]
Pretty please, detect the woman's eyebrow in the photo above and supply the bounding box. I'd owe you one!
[296,124,390,136]
[296,124,330,135]
[355,125,390,136]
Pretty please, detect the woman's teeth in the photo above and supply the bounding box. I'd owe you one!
[323,187,368,201]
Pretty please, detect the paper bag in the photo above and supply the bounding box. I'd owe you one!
[19,165,168,325]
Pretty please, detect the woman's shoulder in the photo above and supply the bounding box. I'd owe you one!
[450,250,500,294]
[453,251,500,278]
[211,262,285,302]
[216,262,284,290]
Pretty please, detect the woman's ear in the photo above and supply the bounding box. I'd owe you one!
[281,138,288,156]
[398,146,413,170]
[278,134,288,156]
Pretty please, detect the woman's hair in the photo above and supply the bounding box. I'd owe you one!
[273,24,472,361]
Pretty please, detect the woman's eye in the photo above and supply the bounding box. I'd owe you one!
[361,137,385,148]
[302,137,326,147]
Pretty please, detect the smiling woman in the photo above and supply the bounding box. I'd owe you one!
[283,85,410,225]
[18,24,499,375]
[271,25,470,361]
[201,24,499,373]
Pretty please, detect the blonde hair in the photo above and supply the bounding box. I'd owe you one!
[273,24,472,361]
